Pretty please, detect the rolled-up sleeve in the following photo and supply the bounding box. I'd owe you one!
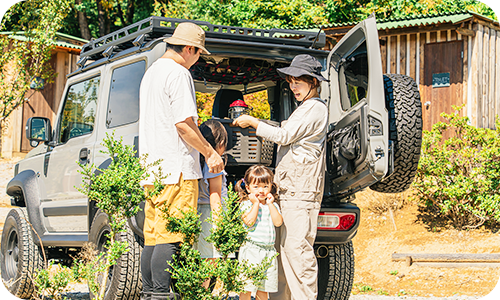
[256,106,313,146]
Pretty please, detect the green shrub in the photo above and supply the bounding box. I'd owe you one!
[164,185,273,299]
[413,106,500,229]
[32,261,74,300]
[77,132,165,299]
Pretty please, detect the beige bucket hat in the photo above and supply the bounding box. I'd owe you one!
[164,22,211,55]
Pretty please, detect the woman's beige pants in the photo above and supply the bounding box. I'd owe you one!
[270,200,320,300]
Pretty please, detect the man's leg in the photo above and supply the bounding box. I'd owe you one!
[150,174,198,297]
[142,196,157,299]
[151,243,179,293]
[141,245,154,297]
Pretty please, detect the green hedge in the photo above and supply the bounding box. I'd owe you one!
[413,106,500,229]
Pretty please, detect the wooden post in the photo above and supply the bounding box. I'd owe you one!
[489,29,496,129]
[397,35,401,74]
[497,30,500,125]
[407,34,411,76]
[475,24,483,127]
[483,26,489,128]
[387,36,391,74]
[410,34,416,80]
[467,24,473,123]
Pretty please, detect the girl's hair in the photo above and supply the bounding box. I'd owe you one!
[285,74,320,90]
[199,119,228,167]
[236,165,278,202]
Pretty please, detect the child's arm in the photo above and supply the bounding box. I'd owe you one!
[208,175,222,217]
[266,194,283,227]
[242,195,260,227]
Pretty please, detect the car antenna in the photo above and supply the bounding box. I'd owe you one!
[310,25,324,49]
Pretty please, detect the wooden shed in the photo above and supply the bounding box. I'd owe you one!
[1,32,86,157]
[322,11,500,131]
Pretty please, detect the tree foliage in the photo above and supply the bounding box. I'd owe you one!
[0,0,71,148]
[196,90,270,124]
[70,0,157,39]
[154,0,328,29]
[413,106,500,230]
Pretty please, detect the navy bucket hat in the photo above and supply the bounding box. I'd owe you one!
[277,54,328,82]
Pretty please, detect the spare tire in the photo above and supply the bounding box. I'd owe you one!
[370,74,422,193]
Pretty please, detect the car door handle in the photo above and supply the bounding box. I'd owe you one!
[79,148,90,164]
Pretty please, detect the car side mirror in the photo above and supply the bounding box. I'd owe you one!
[26,117,52,146]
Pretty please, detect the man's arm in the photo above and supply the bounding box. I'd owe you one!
[175,117,224,173]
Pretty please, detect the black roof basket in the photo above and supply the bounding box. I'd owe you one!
[79,16,326,61]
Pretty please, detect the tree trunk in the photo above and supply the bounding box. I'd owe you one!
[126,0,135,25]
[75,0,91,40]
[0,120,3,158]
[116,0,127,27]
[97,0,107,37]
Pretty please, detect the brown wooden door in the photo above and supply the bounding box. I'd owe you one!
[423,41,464,133]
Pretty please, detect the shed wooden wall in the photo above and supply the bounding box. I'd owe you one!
[2,48,80,156]
[469,23,500,129]
[379,27,469,132]
[19,49,79,152]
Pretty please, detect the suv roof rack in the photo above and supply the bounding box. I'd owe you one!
[79,16,326,61]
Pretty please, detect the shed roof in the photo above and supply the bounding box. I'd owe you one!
[0,31,87,50]
[291,10,498,31]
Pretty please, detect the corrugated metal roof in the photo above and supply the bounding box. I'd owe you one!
[377,11,473,30]
[291,10,497,31]
[0,31,87,50]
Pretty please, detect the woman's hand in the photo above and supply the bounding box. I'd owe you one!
[232,115,259,129]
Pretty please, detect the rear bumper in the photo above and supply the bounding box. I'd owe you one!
[315,202,360,245]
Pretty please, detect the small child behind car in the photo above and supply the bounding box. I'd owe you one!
[236,165,283,300]
[196,119,228,288]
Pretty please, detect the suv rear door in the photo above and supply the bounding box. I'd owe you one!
[325,15,389,199]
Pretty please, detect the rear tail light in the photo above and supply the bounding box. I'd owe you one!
[317,212,356,230]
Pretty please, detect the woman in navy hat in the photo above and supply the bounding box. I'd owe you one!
[233,54,328,300]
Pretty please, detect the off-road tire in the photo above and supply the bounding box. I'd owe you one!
[370,74,422,193]
[316,242,355,300]
[88,210,142,300]
[1,207,43,299]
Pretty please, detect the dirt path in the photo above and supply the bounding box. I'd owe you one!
[351,189,500,298]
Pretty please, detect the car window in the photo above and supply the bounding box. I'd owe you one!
[58,76,100,143]
[338,40,368,111]
[106,60,146,128]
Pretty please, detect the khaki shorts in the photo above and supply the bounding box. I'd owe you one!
[143,174,198,246]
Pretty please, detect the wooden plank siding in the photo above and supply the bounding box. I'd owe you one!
[377,29,472,131]
[20,49,79,152]
[325,16,498,132]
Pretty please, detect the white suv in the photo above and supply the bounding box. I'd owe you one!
[1,15,422,300]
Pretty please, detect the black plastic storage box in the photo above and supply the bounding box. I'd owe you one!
[218,119,278,166]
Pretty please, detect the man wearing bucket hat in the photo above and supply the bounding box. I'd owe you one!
[139,22,223,300]
[233,54,328,300]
